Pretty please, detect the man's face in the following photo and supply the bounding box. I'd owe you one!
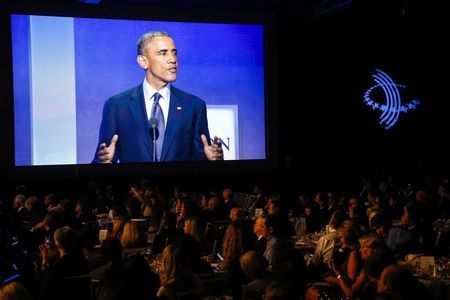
[44,195,52,207]
[349,198,358,211]
[13,197,21,210]
[359,243,373,260]
[253,216,268,237]
[305,207,311,215]
[400,207,410,225]
[139,36,178,88]
[229,208,240,221]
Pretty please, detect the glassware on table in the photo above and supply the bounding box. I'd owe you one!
[434,257,449,279]
[144,248,152,261]
[148,254,162,274]
[294,217,306,236]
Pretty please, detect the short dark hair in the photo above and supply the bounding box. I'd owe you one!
[364,249,396,280]
[101,237,123,263]
[264,281,289,300]
[330,209,344,229]
[136,31,171,55]
[370,212,391,230]
[265,213,283,237]
[54,226,82,255]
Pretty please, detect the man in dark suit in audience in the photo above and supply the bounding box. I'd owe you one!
[222,188,237,219]
[253,214,268,255]
[39,226,91,300]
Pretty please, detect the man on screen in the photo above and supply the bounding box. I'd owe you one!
[93,31,223,163]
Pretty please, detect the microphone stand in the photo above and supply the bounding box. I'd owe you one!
[149,117,159,162]
[152,124,157,162]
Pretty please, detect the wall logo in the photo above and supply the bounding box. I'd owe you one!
[364,69,420,130]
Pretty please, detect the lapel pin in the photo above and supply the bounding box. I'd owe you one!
[177,107,182,110]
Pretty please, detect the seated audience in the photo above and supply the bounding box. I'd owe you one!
[38,226,91,300]
[305,201,322,233]
[370,212,413,260]
[178,234,214,274]
[98,254,159,300]
[305,220,362,300]
[0,281,33,300]
[75,195,96,223]
[346,196,368,229]
[253,214,268,255]
[91,237,123,283]
[121,220,146,249]
[57,199,82,229]
[220,220,252,299]
[43,193,59,213]
[263,281,290,300]
[377,264,430,300]
[202,196,225,222]
[222,188,237,219]
[157,243,205,300]
[152,212,184,255]
[329,234,391,300]
[240,250,272,300]
[183,216,204,244]
[12,194,30,224]
[310,210,344,270]
[400,201,434,255]
[263,213,294,268]
[249,183,267,211]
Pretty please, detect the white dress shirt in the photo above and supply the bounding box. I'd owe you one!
[143,79,170,127]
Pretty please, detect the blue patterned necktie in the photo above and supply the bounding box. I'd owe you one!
[151,92,165,161]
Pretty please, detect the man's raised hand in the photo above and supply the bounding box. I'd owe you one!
[201,134,224,161]
[98,134,118,163]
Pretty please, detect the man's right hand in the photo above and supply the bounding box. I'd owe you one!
[97,135,118,163]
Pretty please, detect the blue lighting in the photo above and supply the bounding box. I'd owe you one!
[2,274,20,284]
[364,69,420,130]
[77,0,102,4]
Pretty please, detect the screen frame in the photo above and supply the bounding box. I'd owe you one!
[0,1,280,180]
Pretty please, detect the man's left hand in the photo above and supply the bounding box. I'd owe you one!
[201,134,224,160]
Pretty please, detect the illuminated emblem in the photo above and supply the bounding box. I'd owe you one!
[364,69,420,130]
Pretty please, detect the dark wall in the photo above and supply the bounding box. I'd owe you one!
[277,1,450,188]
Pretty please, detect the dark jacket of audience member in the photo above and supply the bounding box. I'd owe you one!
[39,227,91,300]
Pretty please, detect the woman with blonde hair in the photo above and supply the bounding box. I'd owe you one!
[305,220,363,300]
[220,221,251,299]
[121,220,146,249]
[183,216,204,244]
[109,216,126,240]
[157,243,204,299]
[221,221,245,270]
[328,233,384,299]
[0,282,32,300]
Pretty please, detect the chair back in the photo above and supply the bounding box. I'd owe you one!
[176,287,206,300]
[165,236,180,247]
[61,274,93,300]
[197,271,226,296]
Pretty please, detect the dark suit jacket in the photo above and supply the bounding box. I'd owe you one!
[93,84,211,163]
[39,254,91,300]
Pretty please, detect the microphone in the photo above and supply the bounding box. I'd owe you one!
[149,117,160,140]
[148,117,158,127]
[149,117,158,128]
[149,117,159,162]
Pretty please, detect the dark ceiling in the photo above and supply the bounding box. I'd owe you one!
[8,0,352,18]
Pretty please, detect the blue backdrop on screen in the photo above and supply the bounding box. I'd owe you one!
[11,15,265,165]
[11,15,32,166]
